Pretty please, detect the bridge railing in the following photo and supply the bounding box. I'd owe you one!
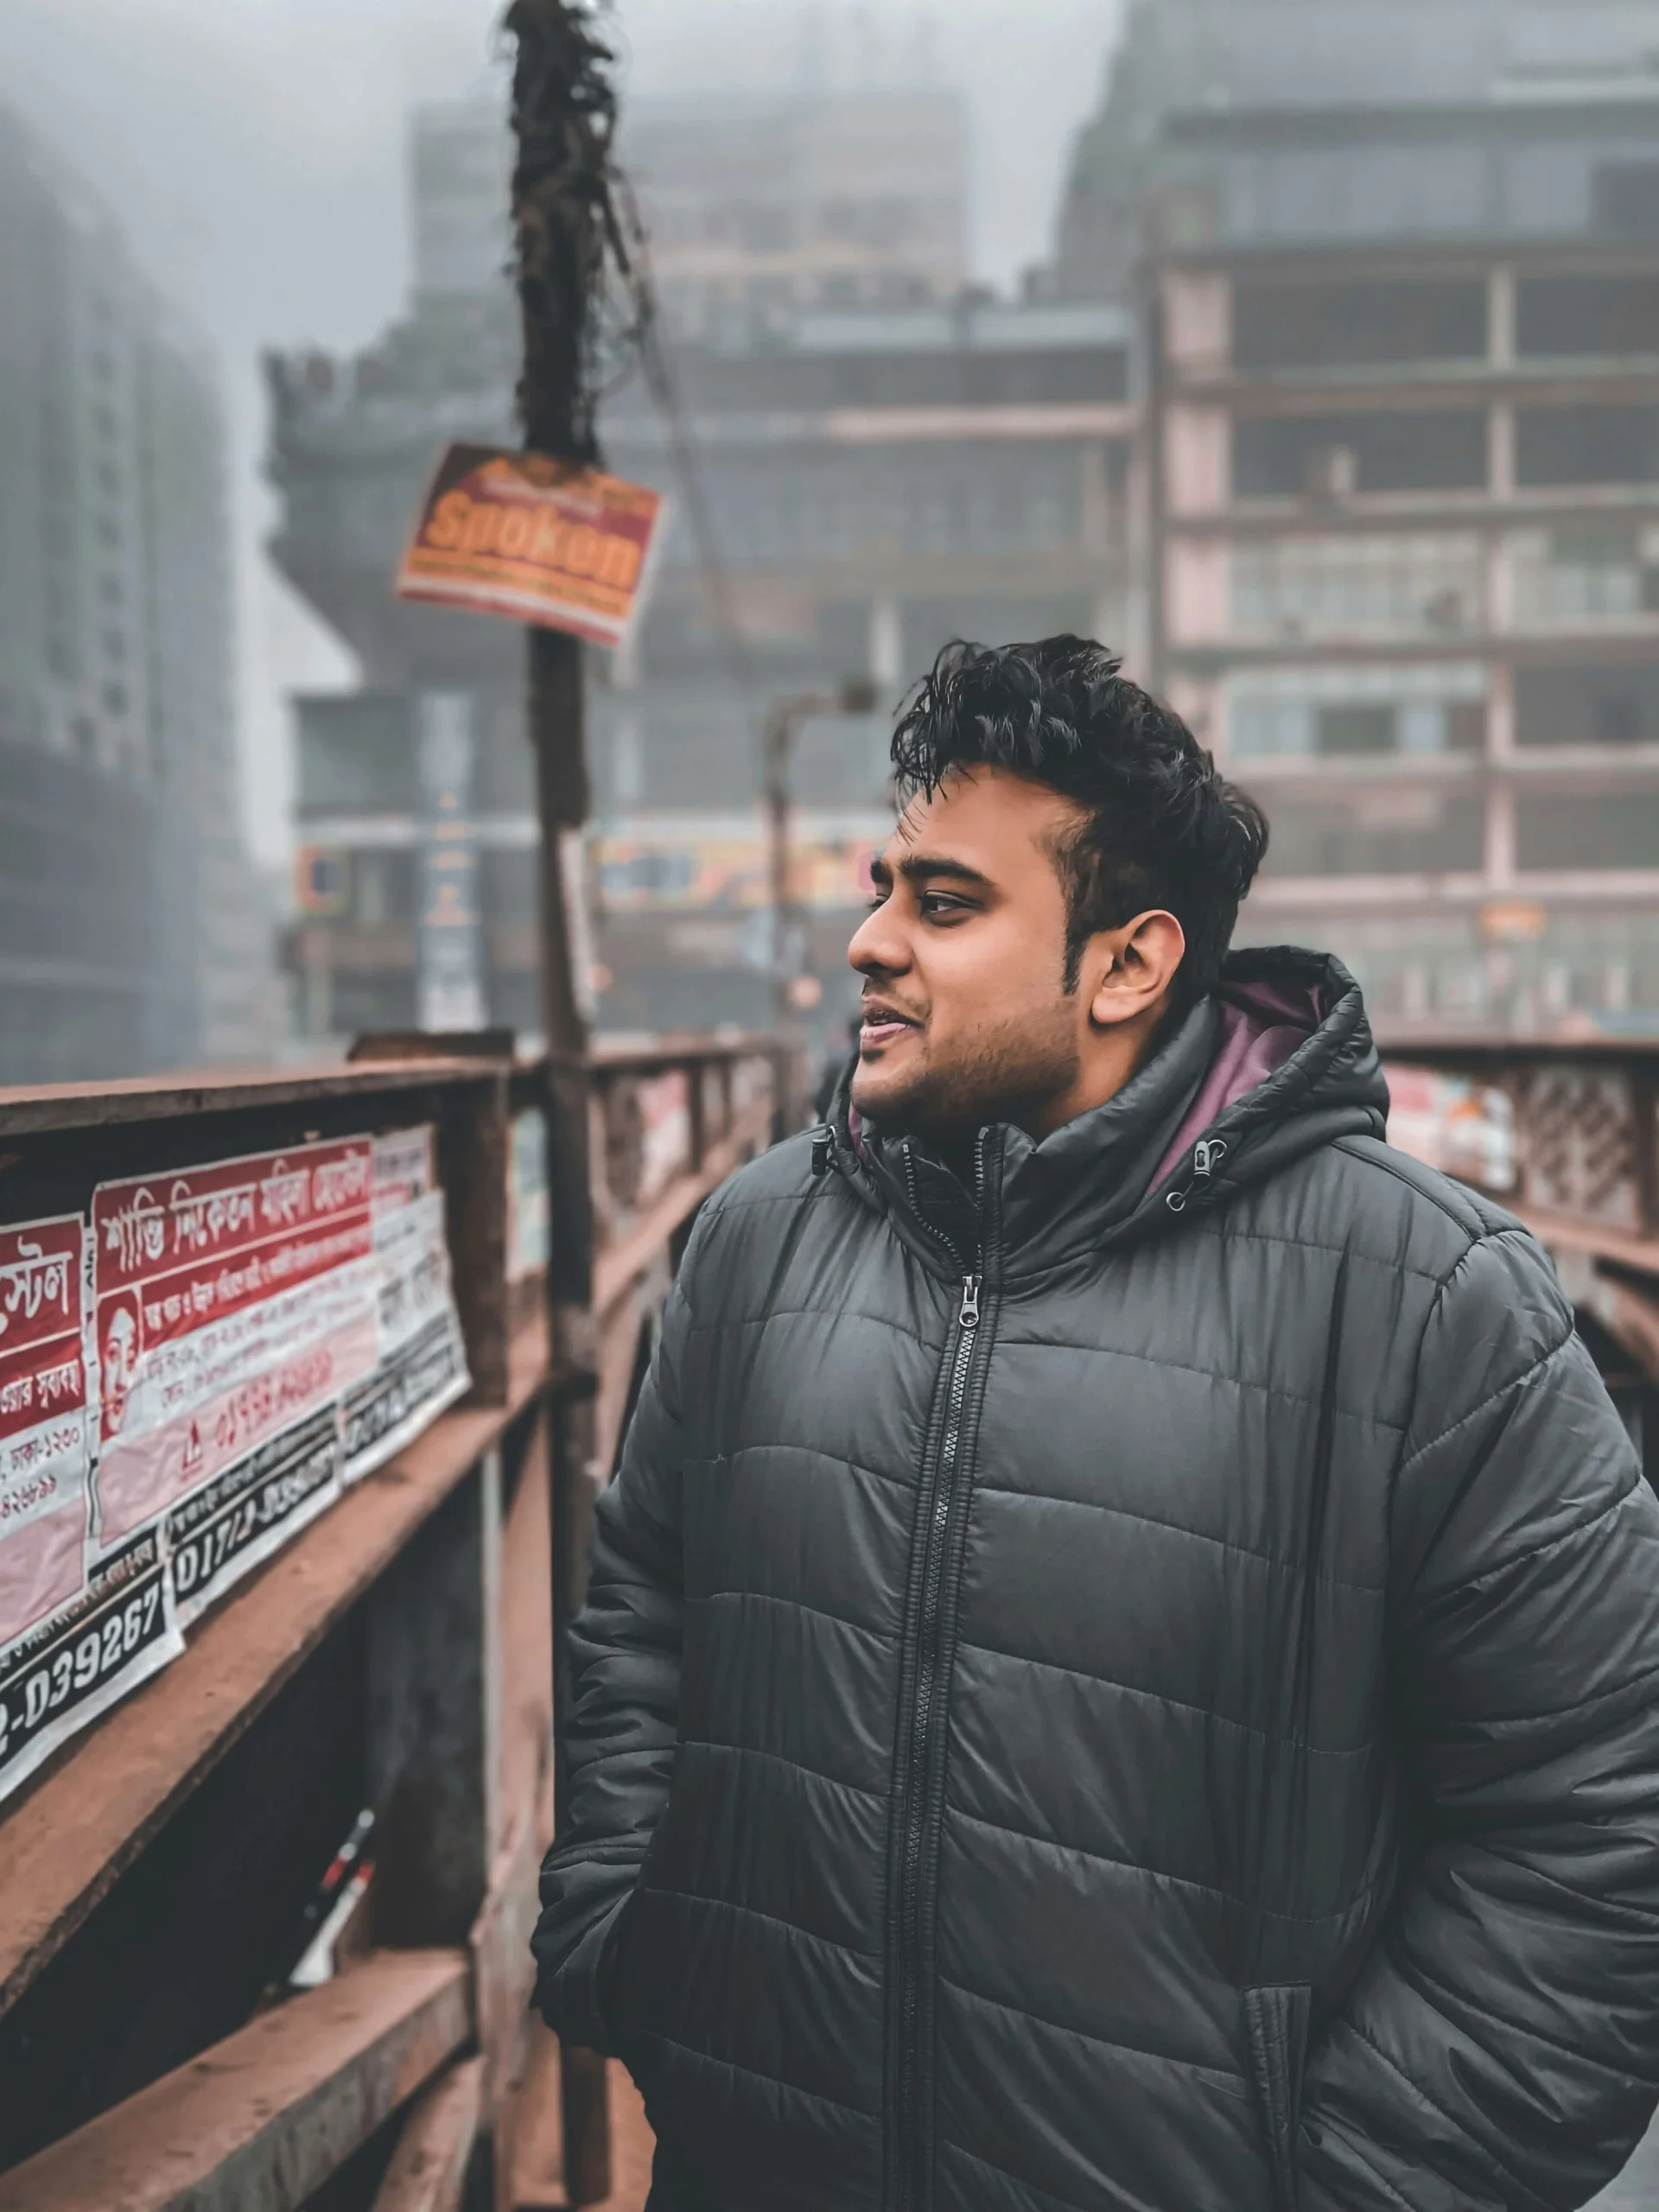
[0,1037,779,2212]
[1381,1034,1659,1462]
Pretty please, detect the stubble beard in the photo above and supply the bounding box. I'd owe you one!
[853,995,1081,1142]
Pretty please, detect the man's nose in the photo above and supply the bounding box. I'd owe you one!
[847,901,911,978]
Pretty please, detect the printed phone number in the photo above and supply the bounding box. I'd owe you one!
[170,1463,327,1598]
[0,1581,164,1763]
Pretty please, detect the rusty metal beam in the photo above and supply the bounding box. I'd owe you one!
[506,2018,567,2210]
[0,1315,550,2022]
[0,1060,499,1141]
[0,1949,470,2212]
[371,2055,485,2212]
[1517,1205,1659,1287]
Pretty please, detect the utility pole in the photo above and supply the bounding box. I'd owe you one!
[505,3,619,2198]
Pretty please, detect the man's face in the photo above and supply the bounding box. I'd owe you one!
[847,767,1091,1139]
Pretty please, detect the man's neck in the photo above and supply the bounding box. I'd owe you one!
[1023,1005,1174,1141]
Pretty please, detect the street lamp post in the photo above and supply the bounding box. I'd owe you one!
[762,677,879,1031]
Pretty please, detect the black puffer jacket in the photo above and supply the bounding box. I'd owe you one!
[534,950,1659,2212]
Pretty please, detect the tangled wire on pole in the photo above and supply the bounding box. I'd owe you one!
[505,0,641,466]
[505,0,756,703]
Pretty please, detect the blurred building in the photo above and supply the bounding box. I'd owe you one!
[271,102,539,1046]
[623,89,968,344]
[1055,0,1659,1034]
[0,102,274,1082]
[272,94,1135,1048]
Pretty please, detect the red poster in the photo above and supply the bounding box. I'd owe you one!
[0,1217,93,1656]
[92,1142,378,1548]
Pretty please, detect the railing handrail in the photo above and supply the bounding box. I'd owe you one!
[1377,1031,1659,1064]
[0,1038,781,1142]
[582,1032,783,1076]
[0,1058,505,1141]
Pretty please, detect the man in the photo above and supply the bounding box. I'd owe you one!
[534,638,1659,2211]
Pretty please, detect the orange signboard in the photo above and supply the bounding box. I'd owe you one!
[395,442,665,650]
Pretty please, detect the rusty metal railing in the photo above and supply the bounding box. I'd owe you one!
[0,1036,779,2212]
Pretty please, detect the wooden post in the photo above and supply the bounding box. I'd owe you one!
[505,4,619,2198]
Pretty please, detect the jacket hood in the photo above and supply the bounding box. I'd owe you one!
[824,946,1389,1284]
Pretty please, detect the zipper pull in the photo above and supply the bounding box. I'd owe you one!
[959,1274,982,1330]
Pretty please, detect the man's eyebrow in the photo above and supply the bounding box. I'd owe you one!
[896,853,992,889]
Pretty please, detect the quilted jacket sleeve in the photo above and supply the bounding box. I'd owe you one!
[530,1212,706,2049]
[1301,1225,1659,2212]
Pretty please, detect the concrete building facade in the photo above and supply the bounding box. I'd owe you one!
[1056,0,1659,1033]
[0,102,274,1080]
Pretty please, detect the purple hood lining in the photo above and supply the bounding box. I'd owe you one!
[1151,977,1328,1192]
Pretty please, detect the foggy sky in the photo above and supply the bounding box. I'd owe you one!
[0,0,1123,864]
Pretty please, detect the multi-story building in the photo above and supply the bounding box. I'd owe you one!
[623,87,968,344]
[1055,0,1659,1033]
[273,95,1135,1047]
[0,101,275,1081]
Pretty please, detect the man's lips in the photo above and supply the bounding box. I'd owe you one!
[859,1004,921,1049]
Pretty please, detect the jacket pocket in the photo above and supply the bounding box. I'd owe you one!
[1243,1983,1312,2212]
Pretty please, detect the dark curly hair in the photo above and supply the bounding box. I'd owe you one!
[890,637,1268,1009]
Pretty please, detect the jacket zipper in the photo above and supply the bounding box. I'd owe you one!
[892,1133,989,2212]
[1165,1135,1228,1215]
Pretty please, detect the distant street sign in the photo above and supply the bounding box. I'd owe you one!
[395,442,665,651]
[1481,898,1549,944]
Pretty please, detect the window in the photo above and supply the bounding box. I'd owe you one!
[1516,664,1659,748]
[1233,410,1487,498]
[296,696,416,810]
[1260,793,1484,876]
[1231,279,1487,372]
[351,852,413,926]
[1517,275,1659,359]
[1230,667,1486,758]
[1594,165,1659,241]
[1231,534,1482,639]
[1516,405,1659,486]
[1511,524,1659,625]
[1317,705,1396,756]
[1517,792,1659,868]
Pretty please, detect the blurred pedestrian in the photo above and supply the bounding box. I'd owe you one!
[536,637,1659,2211]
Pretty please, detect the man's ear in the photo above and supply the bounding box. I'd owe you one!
[1086,910,1186,1031]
